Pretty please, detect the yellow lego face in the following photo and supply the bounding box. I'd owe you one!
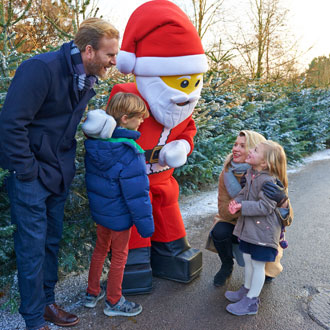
[161,73,203,95]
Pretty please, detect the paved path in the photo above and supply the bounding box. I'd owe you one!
[2,158,330,330]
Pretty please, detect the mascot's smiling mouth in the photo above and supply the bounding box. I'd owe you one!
[177,101,190,106]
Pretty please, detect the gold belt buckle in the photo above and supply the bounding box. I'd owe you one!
[149,145,163,164]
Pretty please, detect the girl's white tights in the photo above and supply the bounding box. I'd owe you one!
[243,252,266,298]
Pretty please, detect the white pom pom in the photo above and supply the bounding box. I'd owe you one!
[116,51,137,74]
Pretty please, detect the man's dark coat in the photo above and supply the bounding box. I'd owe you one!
[0,41,95,194]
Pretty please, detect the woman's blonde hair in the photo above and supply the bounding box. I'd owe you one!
[240,130,266,151]
[106,92,149,123]
[224,130,266,169]
[260,140,288,191]
[74,18,119,51]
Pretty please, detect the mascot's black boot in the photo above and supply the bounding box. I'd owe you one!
[213,237,234,287]
[151,236,202,283]
[122,247,153,295]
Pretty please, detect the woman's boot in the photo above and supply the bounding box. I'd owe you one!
[212,237,234,287]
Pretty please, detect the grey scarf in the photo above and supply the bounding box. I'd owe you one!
[223,161,250,198]
[71,42,97,96]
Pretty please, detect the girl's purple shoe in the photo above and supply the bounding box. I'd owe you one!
[226,296,260,316]
[225,285,249,302]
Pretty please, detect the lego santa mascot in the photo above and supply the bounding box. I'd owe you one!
[83,0,208,294]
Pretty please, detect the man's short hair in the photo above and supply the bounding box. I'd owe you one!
[74,18,119,51]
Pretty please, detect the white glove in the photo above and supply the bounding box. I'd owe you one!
[82,109,116,139]
[158,139,191,168]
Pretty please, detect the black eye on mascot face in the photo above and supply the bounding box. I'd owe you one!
[181,80,189,88]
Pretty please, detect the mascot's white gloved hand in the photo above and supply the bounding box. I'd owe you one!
[158,139,191,168]
[81,109,116,139]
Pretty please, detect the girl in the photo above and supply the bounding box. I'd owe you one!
[225,140,288,315]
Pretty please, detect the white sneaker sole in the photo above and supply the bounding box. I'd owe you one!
[84,290,106,308]
[103,306,142,317]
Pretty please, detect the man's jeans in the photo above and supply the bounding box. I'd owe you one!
[7,173,68,330]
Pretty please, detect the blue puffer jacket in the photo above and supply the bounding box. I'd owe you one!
[84,127,154,238]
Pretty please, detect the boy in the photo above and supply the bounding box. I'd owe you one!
[82,92,154,316]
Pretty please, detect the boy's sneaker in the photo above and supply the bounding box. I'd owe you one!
[84,289,105,308]
[103,296,142,317]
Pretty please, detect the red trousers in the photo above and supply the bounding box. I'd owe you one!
[87,224,131,305]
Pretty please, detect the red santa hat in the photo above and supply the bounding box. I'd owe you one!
[116,0,208,76]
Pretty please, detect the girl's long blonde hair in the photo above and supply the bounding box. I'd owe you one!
[260,140,288,192]
[224,130,266,169]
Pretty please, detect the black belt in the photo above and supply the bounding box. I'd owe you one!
[144,146,163,163]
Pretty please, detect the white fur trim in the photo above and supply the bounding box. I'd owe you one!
[132,54,208,76]
[116,51,137,74]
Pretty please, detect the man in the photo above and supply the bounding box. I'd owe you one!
[0,18,119,330]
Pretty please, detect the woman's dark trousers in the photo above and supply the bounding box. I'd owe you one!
[211,221,236,286]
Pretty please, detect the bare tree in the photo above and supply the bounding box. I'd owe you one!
[174,0,224,41]
[228,0,299,81]
[190,0,224,40]
[173,0,234,82]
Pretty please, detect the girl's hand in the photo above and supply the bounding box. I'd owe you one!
[228,200,241,214]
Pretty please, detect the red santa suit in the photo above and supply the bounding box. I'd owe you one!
[84,0,208,293]
[109,83,197,250]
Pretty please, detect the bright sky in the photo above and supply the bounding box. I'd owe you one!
[283,0,330,68]
[97,0,330,71]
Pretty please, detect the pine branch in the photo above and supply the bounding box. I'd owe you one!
[43,14,74,39]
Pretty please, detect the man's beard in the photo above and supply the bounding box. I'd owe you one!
[86,57,109,79]
[135,76,202,129]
